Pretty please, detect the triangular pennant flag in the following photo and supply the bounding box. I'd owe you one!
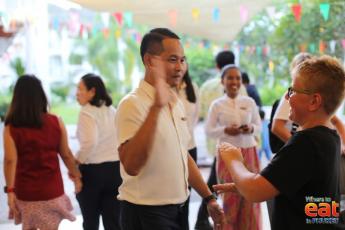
[240,5,249,23]
[192,8,200,21]
[320,3,330,21]
[124,12,133,27]
[245,46,250,54]
[168,10,177,27]
[256,46,262,56]
[319,40,326,53]
[115,29,121,38]
[52,16,59,30]
[250,46,256,55]
[342,39,345,49]
[102,28,110,39]
[262,46,268,56]
[239,44,244,53]
[92,26,98,37]
[299,44,307,52]
[309,43,316,53]
[329,40,336,53]
[136,33,142,43]
[269,60,274,72]
[79,24,84,38]
[213,8,220,22]
[291,3,302,23]
[266,6,276,19]
[113,12,123,26]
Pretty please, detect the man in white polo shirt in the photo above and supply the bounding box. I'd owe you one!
[115,28,225,230]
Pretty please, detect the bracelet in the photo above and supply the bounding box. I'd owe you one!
[204,193,217,203]
[3,186,15,193]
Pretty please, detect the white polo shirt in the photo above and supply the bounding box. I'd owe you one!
[205,95,261,148]
[76,104,119,164]
[273,96,293,131]
[115,80,190,205]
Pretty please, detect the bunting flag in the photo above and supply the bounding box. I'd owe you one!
[342,39,345,49]
[309,43,316,53]
[135,33,142,43]
[262,45,270,56]
[115,29,121,38]
[203,40,210,49]
[266,6,276,19]
[256,46,262,56]
[124,12,133,27]
[319,40,326,53]
[291,3,302,23]
[212,8,220,22]
[192,8,200,21]
[53,16,59,30]
[102,28,110,39]
[113,12,123,26]
[244,46,250,54]
[320,3,330,21]
[92,26,98,36]
[240,5,249,23]
[250,46,256,55]
[329,40,336,53]
[79,24,84,38]
[168,10,177,27]
[299,44,307,52]
[269,60,274,72]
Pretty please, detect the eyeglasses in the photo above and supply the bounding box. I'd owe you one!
[287,87,314,98]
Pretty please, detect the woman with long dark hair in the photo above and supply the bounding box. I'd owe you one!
[3,74,81,229]
[75,73,121,230]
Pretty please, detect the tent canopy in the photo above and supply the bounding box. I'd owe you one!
[71,0,273,42]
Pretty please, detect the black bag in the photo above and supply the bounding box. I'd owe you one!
[268,99,285,153]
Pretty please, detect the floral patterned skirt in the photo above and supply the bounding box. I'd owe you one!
[14,194,76,230]
[217,146,262,230]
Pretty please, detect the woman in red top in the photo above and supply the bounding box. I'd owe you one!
[3,75,82,229]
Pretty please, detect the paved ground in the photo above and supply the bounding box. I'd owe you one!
[0,122,271,229]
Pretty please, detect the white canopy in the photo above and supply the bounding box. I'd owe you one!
[71,0,273,42]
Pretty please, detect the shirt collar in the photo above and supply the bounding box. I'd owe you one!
[139,79,155,100]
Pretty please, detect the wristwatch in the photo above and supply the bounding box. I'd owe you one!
[204,193,217,203]
[3,186,15,193]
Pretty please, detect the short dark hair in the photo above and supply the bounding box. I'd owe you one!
[5,74,48,128]
[215,50,235,69]
[150,28,180,39]
[140,28,180,63]
[81,73,112,107]
[241,72,250,84]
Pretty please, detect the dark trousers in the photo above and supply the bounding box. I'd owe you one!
[180,147,198,230]
[76,161,122,230]
[120,201,188,230]
[195,157,217,225]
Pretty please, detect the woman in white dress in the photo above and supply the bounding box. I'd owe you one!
[205,64,262,230]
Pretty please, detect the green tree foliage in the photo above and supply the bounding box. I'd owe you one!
[69,15,143,105]
[236,0,345,105]
[185,44,214,87]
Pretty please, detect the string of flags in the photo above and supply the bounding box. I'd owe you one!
[1,2,344,49]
